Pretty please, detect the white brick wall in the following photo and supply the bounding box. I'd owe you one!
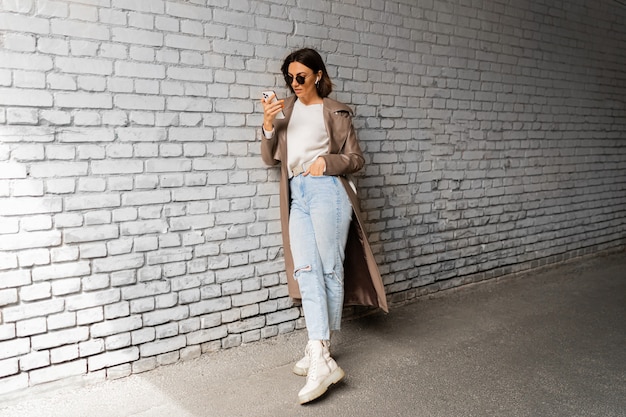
[1,0,625,395]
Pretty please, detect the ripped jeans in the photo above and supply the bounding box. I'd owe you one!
[289,175,352,341]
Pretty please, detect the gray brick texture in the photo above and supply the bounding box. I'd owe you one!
[1,0,625,395]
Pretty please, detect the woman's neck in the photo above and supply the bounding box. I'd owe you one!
[298,94,323,106]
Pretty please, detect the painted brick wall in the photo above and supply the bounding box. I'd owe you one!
[1,0,625,395]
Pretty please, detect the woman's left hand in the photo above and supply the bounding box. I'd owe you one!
[304,157,326,176]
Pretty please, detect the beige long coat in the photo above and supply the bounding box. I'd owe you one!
[261,95,388,313]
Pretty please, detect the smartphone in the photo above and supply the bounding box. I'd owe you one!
[262,90,285,119]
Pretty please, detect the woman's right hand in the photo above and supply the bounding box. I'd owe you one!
[261,93,284,131]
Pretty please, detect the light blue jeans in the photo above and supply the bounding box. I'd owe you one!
[289,175,352,341]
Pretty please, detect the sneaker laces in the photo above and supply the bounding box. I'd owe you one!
[308,353,319,381]
[306,341,322,381]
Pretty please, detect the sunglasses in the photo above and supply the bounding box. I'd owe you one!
[284,73,314,85]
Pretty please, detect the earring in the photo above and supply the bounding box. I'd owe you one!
[315,77,319,85]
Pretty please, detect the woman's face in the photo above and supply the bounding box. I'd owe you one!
[287,62,321,103]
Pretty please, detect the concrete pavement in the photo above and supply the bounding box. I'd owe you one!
[1,250,625,417]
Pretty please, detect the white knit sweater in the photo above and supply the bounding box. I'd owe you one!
[286,100,329,173]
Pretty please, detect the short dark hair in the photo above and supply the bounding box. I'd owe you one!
[281,48,333,98]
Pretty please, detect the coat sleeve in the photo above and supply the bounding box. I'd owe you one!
[322,113,365,176]
[260,128,281,167]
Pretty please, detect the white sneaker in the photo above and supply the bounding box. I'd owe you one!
[293,339,330,376]
[297,340,344,404]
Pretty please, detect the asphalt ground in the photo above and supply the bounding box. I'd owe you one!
[1,250,625,417]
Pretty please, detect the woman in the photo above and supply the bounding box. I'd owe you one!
[260,48,388,404]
